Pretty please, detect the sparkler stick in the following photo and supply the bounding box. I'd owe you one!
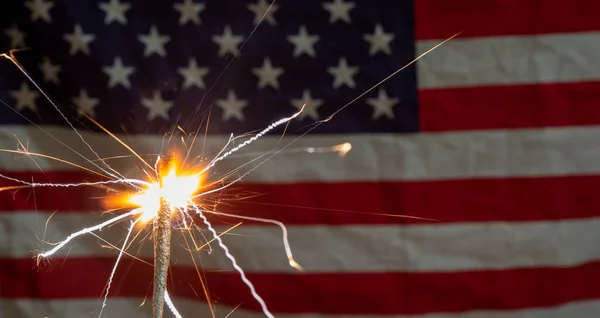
[153,155,173,318]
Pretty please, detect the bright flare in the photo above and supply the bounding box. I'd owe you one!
[129,165,201,223]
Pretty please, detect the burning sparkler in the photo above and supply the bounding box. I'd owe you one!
[23,103,309,318]
[0,51,315,314]
[0,20,458,318]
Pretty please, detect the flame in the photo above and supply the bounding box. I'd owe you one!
[127,159,202,223]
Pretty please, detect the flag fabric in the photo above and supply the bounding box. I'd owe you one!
[1,0,600,317]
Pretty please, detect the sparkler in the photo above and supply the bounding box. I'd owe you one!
[0,55,310,315]
[0,19,458,318]
[153,155,175,318]
[18,107,307,318]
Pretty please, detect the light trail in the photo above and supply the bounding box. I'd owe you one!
[192,205,275,318]
[2,51,128,182]
[164,291,183,318]
[0,173,148,188]
[100,218,140,318]
[36,209,144,261]
[200,104,305,174]
[203,210,302,271]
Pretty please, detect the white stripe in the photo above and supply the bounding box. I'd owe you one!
[2,125,600,182]
[417,32,600,89]
[3,211,600,273]
[3,298,600,318]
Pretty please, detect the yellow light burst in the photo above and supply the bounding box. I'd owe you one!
[128,162,202,223]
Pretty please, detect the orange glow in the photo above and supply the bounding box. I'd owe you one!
[122,156,203,223]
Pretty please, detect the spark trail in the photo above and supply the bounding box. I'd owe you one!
[100,219,140,318]
[0,51,130,184]
[193,205,275,318]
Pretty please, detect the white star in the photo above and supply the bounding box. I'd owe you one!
[216,90,248,121]
[287,25,319,58]
[363,24,394,56]
[25,0,54,23]
[72,89,99,118]
[366,89,399,120]
[103,57,135,89]
[63,25,96,56]
[142,91,174,121]
[323,0,354,24]
[4,25,26,48]
[138,26,170,57]
[10,82,39,112]
[247,0,278,26]
[252,58,284,90]
[212,26,244,57]
[291,89,323,121]
[178,59,209,90]
[327,58,359,89]
[98,0,131,25]
[39,57,61,84]
[174,0,205,25]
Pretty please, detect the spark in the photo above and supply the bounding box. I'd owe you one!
[0,146,119,178]
[203,210,302,271]
[0,173,147,188]
[306,142,352,157]
[215,142,352,160]
[2,50,129,182]
[193,205,275,318]
[100,218,140,318]
[164,291,183,318]
[36,209,143,261]
[200,104,305,174]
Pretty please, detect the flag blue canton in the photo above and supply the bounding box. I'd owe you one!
[0,0,418,135]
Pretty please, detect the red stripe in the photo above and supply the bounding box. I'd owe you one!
[2,257,600,314]
[2,171,600,224]
[419,82,600,131]
[414,0,600,40]
[219,175,600,224]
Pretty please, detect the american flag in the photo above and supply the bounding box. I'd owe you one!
[1,0,599,317]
